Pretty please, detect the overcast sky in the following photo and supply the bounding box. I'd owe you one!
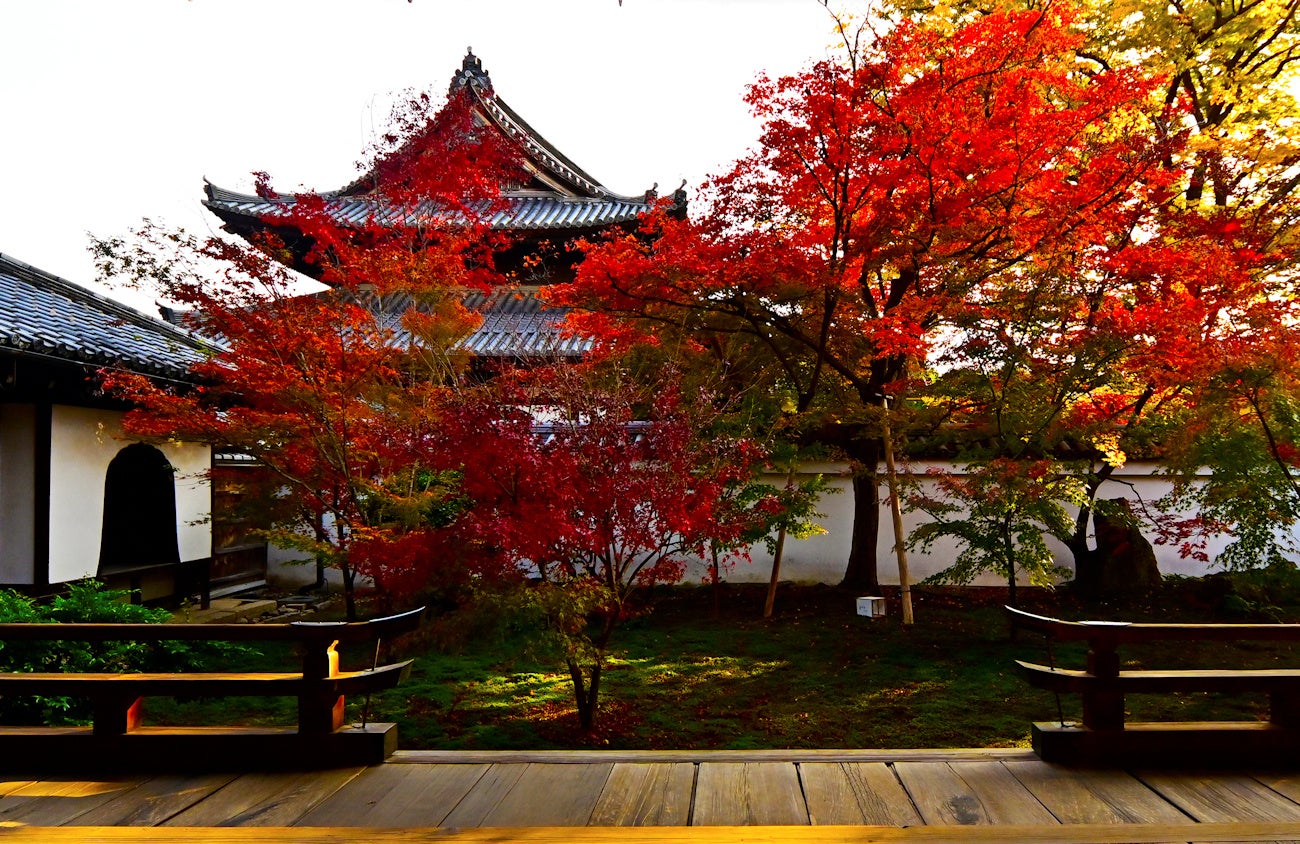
[2,0,842,303]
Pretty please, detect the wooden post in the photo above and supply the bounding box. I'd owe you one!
[880,396,914,625]
[763,465,798,619]
[299,639,345,735]
[1271,687,1300,728]
[1082,641,1124,730]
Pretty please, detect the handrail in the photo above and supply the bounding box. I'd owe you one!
[1005,605,1300,643]
[0,606,425,644]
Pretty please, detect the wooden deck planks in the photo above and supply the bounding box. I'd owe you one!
[1137,771,1300,823]
[7,755,1300,838]
[588,762,694,826]
[1003,760,1192,825]
[1252,772,1300,806]
[162,768,364,827]
[799,762,922,826]
[893,761,1058,826]
[451,762,614,827]
[68,774,237,826]
[693,761,808,826]
[295,763,488,827]
[0,776,148,826]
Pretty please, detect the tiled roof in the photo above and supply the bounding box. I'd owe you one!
[203,50,681,241]
[0,252,208,380]
[347,286,589,358]
[203,184,654,233]
[461,287,589,357]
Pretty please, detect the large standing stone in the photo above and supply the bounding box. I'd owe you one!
[1089,498,1163,596]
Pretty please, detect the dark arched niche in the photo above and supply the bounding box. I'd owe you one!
[98,442,181,574]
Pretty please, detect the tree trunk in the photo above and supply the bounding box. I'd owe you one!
[568,659,602,732]
[1089,499,1162,598]
[311,512,328,592]
[709,545,722,619]
[764,523,788,618]
[841,468,882,593]
[1066,484,1103,595]
[763,464,798,619]
[339,561,358,622]
[1068,495,1163,599]
[1003,516,1018,608]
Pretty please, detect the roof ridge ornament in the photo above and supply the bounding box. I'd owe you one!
[450,47,492,94]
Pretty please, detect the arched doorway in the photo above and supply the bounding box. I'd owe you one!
[98,443,180,575]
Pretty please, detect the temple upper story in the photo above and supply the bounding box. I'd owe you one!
[203,50,683,246]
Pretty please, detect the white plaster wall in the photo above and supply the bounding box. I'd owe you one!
[264,512,369,591]
[48,406,211,584]
[267,543,346,590]
[0,404,36,583]
[261,459,1250,593]
[684,461,1241,588]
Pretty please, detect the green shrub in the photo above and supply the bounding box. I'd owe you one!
[0,580,253,725]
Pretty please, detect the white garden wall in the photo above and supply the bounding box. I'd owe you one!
[262,460,1246,591]
[682,461,1242,588]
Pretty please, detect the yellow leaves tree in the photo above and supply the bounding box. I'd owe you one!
[1093,0,1300,209]
[884,0,1300,209]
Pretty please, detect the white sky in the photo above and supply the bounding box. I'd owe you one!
[2,0,842,305]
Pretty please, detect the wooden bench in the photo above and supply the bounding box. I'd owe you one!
[1007,605,1300,766]
[0,606,423,772]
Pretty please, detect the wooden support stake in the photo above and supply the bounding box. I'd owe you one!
[880,396,913,625]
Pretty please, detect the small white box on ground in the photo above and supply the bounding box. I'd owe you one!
[856,596,886,618]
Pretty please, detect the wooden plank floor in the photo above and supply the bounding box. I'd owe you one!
[2,750,1300,841]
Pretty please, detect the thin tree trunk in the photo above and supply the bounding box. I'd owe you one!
[1003,516,1018,609]
[880,396,913,625]
[312,512,327,592]
[764,524,788,619]
[710,545,721,619]
[764,464,798,619]
[340,561,357,622]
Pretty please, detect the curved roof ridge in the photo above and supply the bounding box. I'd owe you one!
[445,49,634,200]
[202,50,681,242]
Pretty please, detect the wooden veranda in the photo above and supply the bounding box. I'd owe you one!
[3,749,1300,842]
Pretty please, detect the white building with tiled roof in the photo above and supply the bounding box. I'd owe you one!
[0,252,215,603]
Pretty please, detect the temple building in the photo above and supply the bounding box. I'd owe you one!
[0,252,214,603]
[201,49,683,362]
[195,51,682,591]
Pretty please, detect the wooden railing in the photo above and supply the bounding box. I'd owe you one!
[0,606,423,771]
[1007,605,1300,766]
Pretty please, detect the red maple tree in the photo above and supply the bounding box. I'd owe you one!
[98,81,778,735]
[97,85,526,619]
[556,7,1178,591]
[432,362,770,730]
